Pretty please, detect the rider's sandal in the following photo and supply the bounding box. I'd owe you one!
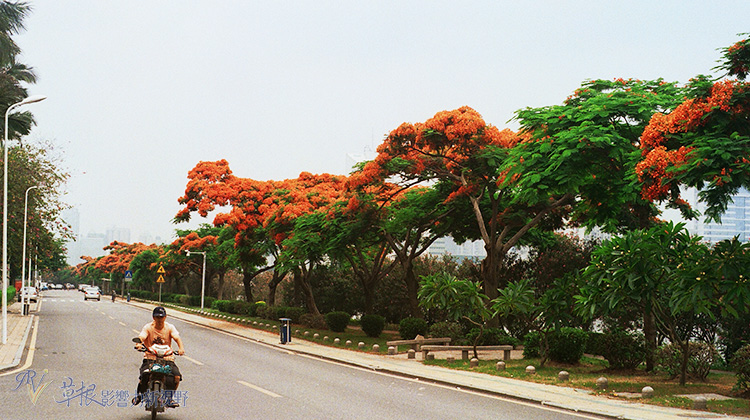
[166,399,179,408]
[131,395,142,405]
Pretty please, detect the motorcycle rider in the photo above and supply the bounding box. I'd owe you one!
[132,306,185,407]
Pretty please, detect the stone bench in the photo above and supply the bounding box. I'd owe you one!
[385,336,451,352]
[420,345,514,361]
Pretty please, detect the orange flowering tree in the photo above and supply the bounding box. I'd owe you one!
[176,160,286,303]
[176,160,351,313]
[636,35,750,221]
[354,106,564,312]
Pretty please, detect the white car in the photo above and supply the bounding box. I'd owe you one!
[17,287,38,302]
[83,287,101,301]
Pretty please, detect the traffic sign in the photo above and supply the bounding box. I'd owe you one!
[157,265,166,274]
[124,270,133,282]
[157,275,165,283]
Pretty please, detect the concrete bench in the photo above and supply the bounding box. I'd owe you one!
[421,345,514,361]
[386,336,451,352]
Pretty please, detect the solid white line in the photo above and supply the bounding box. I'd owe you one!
[237,380,281,398]
[182,355,203,366]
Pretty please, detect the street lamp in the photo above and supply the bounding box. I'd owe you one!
[3,95,46,344]
[185,250,207,309]
[20,185,39,315]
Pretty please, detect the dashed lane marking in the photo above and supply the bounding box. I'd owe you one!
[182,355,204,366]
[237,380,281,398]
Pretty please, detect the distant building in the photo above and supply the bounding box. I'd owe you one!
[686,188,750,243]
[427,237,486,261]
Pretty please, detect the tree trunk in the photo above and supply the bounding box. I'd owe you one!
[295,268,319,315]
[242,271,254,302]
[643,306,656,372]
[216,272,226,300]
[403,260,423,319]
[679,341,690,386]
[266,270,285,306]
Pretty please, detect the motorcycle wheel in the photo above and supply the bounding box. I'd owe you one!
[150,380,161,420]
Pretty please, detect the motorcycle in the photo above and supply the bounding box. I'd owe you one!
[132,337,180,419]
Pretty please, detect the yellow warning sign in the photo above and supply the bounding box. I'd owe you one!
[157,264,166,274]
[157,275,166,283]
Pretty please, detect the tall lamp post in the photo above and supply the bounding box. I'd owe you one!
[3,95,46,344]
[185,250,207,309]
[20,185,39,315]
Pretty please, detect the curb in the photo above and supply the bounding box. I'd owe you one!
[0,313,35,372]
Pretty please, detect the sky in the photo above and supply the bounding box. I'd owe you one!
[11,1,750,261]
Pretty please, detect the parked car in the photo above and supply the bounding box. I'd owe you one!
[83,287,101,301]
[78,284,90,292]
[17,286,38,303]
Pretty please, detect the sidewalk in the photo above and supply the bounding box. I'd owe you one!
[125,300,746,420]
[0,300,36,371]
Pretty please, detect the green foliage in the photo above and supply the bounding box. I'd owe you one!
[598,330,646,370]
[466,327,520,346]
[5,286,15,304]
[547,327,589,365]
[731,344,750,392]
[523,331,542,358]
[399,317,428,340]
[655,342,720,381]
[718,312,750,363]
[284,307,306,324]
[418,272,490,323]
[211,300,233,312]
[428,321,465,344]
[360,314,385,338]
[300,313,327,329]
[324,311,350,333]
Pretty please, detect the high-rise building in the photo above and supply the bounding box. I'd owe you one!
[687,188,750,243]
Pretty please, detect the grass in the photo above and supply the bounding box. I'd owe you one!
[424,356,749,417]
[155,300,750,417]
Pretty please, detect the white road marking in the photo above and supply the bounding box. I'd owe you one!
[108,315,115,320]
[238,380,281,398]
[132,329,140,335]
[119,322,127,327]
[182,355,204,366]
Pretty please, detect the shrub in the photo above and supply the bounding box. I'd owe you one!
[399,317,428,340]
[599,330,646,370]
[360,314,385,338]
[255,303,271,319]
[731,344,750,393]
[245,302,260,317]
[656,342,720,381]
[211,300,233,313]
[428,321,465,344]
[5,286,15,304]
[585,332,606,356]
[523,331,541,358]
[300,313,327,329]
[548,328,588,364]
[325,311,351,333]
[466,327,521,347]
[229,300,253,315]
[284,307,306,324]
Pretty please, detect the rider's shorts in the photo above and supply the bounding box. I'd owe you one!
[139,359,182,380]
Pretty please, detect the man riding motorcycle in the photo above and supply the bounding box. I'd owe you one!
[132,306,185,407]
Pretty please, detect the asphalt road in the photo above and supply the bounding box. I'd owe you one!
[0,290,600,419]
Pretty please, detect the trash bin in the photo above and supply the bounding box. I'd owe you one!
[279,318,291,344]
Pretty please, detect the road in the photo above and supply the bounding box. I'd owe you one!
[0,289,601,419]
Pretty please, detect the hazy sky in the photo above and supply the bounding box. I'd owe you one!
[12,1,750,258]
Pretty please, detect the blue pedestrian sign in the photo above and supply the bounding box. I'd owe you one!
[124,270,133,282]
